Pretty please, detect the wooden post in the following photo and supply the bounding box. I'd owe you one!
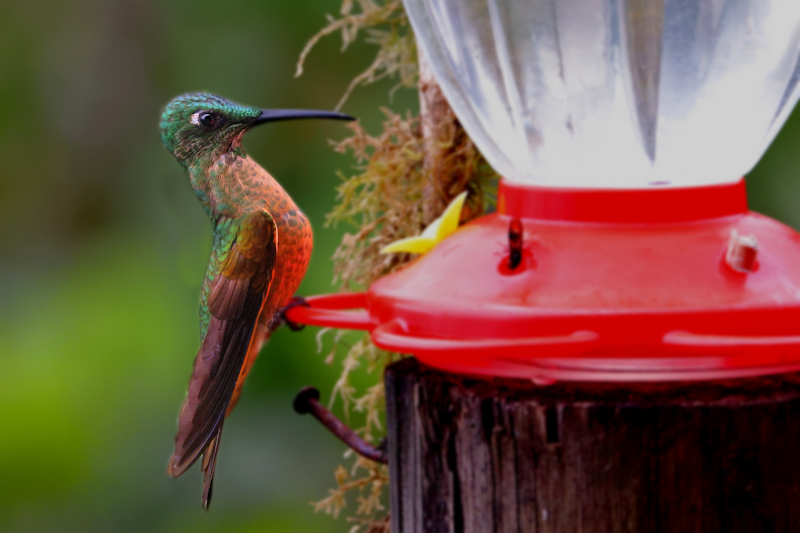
[385,357,800,533]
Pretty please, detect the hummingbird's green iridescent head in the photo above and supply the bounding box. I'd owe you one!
[160,93,353,168]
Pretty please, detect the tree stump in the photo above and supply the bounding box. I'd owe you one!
[385,357,800,533]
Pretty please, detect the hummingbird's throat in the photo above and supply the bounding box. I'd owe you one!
[208,130,247,169]
[228,129,246,152]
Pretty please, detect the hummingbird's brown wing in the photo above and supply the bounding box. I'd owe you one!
[168,210,278,508]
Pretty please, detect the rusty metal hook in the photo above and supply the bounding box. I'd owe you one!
[293,386,388,464]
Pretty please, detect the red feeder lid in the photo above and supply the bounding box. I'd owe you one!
[289,179,800,382]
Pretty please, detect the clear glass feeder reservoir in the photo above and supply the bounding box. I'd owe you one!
[289,0,800,382]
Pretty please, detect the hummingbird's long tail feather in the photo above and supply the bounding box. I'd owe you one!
[201,431,222,509]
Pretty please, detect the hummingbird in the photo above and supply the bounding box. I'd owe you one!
[160,93,353,507]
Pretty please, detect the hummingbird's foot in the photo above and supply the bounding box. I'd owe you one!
[275,296,309,332]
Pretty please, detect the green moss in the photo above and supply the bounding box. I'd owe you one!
[295,0,417,110]
[298,2,498,531]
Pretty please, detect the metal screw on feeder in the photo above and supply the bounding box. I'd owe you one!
[507,218,523,271]
[286,0,800,383]
[725,230,759,274]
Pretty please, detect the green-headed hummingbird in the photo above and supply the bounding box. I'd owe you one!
[160,93,352,508]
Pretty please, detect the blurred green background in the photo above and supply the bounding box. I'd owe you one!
[0,1,418,531]
[1,1,799,532]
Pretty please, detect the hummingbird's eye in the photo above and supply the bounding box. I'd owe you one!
[198,112,217,130]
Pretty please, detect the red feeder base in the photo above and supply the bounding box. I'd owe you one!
[288,179,800,382]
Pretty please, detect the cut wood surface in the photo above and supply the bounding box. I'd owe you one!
[386,357,800,533]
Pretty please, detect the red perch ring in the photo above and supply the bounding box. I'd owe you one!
[288,179,800,382]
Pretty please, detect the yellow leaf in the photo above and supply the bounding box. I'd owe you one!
[435,191,467,242]
[380,191,468,255]
[379,236,436,254]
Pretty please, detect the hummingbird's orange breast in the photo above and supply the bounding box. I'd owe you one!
[223,156,313,409]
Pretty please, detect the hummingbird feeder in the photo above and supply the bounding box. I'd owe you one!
[288,0,800,383]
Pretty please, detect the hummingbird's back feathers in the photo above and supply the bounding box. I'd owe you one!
[168,211,278,504]
[200,433,222,508]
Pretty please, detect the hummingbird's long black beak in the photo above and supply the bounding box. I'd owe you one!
[253,109,355,126]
